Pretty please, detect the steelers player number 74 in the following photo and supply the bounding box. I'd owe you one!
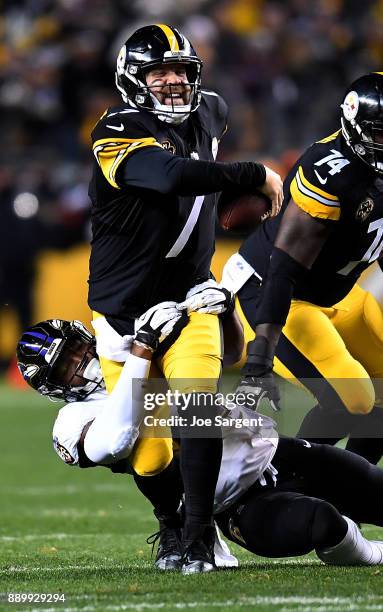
[338,217,383,276]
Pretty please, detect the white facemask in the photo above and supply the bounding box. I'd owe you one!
[82,358,103,393]
[149,92,192,125]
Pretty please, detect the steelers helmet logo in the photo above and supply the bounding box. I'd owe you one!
[342,91,359,121]
[356,197,374,221]
[116,45,127,76]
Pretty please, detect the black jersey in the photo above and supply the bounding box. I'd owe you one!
[88,91,228,318]
[240,130,383,306]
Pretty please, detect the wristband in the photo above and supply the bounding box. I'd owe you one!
[133,340,155,353]
[241,336,274,376]
[134,330,159,352]
[220,290,235,318]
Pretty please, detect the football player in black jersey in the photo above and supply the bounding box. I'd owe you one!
[225,72,383,461]
[87,24,283,573]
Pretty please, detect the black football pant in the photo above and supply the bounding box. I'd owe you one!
[298,403,383,464]
[215,437,383,558]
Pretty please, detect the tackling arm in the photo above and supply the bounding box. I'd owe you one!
[81,302,182,466]
[82,347,152,465]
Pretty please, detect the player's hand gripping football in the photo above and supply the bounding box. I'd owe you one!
[177,279,235,315]
[258,165,283,218]
[134,301,182,352]
[235,336,281,411]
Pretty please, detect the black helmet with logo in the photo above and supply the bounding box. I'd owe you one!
[115,24,202,124]
[16,319,103,402]
[341,72,383,173]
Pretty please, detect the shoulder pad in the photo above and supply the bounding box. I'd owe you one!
[289,135,355,221]
[201,90,228,121]
[52,404,83,465]
[53,435,78,466]
[92,106,158,142]
[52,401,100,466]
[92,107,163,189]
[199,90,228,140]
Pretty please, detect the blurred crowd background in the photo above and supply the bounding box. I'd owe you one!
[1,0,383,373]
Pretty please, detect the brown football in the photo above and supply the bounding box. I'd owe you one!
[217,190,272,232]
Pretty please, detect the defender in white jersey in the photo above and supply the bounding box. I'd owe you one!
[17,288,383,567]
[51,378,383,566]
[53,387,278,514]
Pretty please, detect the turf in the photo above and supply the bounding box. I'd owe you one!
[1,382,383,612]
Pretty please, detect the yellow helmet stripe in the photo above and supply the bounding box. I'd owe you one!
[155,24,180,52]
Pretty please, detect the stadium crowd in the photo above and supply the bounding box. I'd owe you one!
[2,0,383,358]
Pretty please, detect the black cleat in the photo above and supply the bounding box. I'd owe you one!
[181,526,216,575]
[147,523,183,571]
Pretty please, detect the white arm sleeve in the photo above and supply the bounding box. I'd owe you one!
[83,352,151,464]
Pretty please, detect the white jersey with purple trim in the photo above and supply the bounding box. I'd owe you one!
[52,390,106,466]
[52,390,279,511]
[214,405,278,513]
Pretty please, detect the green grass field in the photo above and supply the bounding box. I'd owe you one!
[2,381,383,612]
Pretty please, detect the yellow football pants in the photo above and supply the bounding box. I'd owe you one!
[237,283,383,415]
[94,312,222,475]
[157,312,222,392]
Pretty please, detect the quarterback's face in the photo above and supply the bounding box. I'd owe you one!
[145,63,191,106]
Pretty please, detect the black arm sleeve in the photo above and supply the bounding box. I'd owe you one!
[254,247,308,326]
[118,146,266,196]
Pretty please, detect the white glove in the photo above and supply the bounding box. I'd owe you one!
[177,280,234,315]
[134,301,182,350]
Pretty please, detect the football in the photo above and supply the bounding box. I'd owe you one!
[217,190,272,232]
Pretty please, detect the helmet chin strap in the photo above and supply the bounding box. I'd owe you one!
[156,108,190,124]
